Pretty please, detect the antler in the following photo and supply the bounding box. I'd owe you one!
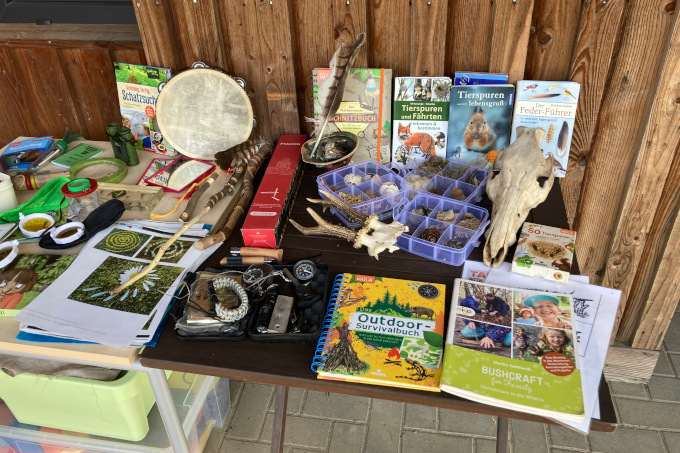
[309,190,369,225]
[289,208,358,242]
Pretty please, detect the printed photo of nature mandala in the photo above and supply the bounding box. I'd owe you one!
[69,256,183,314]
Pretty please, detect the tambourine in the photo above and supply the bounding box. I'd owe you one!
[155,62,254,160]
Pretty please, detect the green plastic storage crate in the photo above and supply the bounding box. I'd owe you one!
[0,369,156,441]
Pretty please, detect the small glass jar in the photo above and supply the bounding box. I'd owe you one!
[61,178,99,222]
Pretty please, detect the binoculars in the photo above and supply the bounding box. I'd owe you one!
[106,123,139,166]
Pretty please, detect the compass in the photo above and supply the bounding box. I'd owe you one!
[293,260,317,282]
[417,284,440,299]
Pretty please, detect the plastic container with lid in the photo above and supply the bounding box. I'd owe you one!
[61,178,99,222]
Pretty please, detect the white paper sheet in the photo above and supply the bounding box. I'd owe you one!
[461,261,620,434]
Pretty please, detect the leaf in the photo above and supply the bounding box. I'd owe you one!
[423,331,444,349]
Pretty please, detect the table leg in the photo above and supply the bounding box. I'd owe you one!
[146,368,191,453]
[496,416,509,453]
[270,385,288,453]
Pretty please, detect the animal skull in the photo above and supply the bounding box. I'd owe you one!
[483,126,555,267]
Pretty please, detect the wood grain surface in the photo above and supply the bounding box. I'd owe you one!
[564,0,625,228]
[602,7,680,339]
[410,0,448,76]
[132,0,179,68]
[445,0,494,74]
[369,0,411,76]
[489,0,535,83]
[573,0,674,283]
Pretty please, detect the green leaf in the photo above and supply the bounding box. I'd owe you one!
[423,331,444,348]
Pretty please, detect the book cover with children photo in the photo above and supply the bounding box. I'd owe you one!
[440,279,584,421]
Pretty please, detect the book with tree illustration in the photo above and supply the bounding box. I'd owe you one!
[511,81,580,177]
[312,68,392,164]
[312,273,446,391]
[440,279,584,421]
[114,62,178,157]
[0,254,76,316]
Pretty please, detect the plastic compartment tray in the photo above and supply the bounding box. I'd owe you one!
[393,192,490,266]
[393,158,489,204]
[0,372,230,453]
[317,160,409,228]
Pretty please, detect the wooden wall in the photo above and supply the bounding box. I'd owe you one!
[0,0,679,349]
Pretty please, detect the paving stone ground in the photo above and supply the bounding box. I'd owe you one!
[202,310,680,453]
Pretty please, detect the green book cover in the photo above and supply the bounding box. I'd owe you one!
[439,279,584,421]
[52,144,103,168]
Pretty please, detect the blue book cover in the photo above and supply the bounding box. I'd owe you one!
[446,85,515,167]
[511,80,581,177]
[454,72,509,86]
[0,137,54,172]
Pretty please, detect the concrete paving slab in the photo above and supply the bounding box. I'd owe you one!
[614,397,680,429]
[403,403,437,430]
[259,413,332,448]
[302,391,370,422]
[648,375,680,402]
[509,419,548,453]
[219,439,271,453]
[328,422,366,453]
[365,399,403,453]
[663,431,680,453]
[439,409,496,437]
[475,438,497,453]
[267,387,306,415]
[607,381,649,399]
[548,425,588,450]
[402,431,473,452]
[225,383,273,439]
[589,427,665,453]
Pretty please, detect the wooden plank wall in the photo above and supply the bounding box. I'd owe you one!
[0,0,679,349]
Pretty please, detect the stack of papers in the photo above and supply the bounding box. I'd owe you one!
[15,221,220,348]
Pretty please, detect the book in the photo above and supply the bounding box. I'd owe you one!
[454,72,509,86]
[391,77,451,166]
[446,84,515,167]
[0,254,76,317]
[52,144,104,168]
[312,273,446,392]
[512,222,576,283]
[0,137,54,172]
[312,68,392,164]
[440,278,584,421]
[511,80,581,177]
[114,62,178,157]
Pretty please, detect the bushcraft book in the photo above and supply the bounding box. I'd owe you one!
[312,68,392,164]
[312,273,446,392]
[440,279,584,421]
[0,254,76,317]
[511,80,580,177]
[446,85,514,168]
[391,77,451,166]
[114,62,178,157]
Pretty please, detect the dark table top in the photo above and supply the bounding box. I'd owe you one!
[140,164,617,432]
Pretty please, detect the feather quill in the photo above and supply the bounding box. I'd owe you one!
[557,121,569,157]
[309,33,367,158]
[529,93,560,100]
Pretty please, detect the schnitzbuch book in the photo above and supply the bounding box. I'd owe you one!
[312,273,446,391]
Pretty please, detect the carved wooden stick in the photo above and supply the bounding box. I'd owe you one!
[194,142,273,250]
[180,171,218,221]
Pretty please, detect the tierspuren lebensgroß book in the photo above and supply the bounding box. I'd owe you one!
[511,80,581,177]
[454,72,509,86]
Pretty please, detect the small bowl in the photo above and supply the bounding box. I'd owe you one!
[0,240,19,268]
[18,213,54,238]
[301,132,359,168]
[50,222,85,245]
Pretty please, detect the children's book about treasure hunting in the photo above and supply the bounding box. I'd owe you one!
[312,68,392,164]
[114,62,178,157]
[312,273,446,392]
[440,279,584,422]
[391,77,451,166]
[511,80,581,178]
[446,84,514,168]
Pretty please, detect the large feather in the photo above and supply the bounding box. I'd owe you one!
[528,93,560,100]
[310,33,367,158]
[557,121,569,157]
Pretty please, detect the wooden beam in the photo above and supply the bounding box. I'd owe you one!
[0,24,141,42]
[573,0,675,283]
[255,0,301,138]
[603,346,659,384]
[563,0,625,228]
[410,0,448,77]
[445,0,494,74]
[602,8,680,339]
[489,0,534,84]
[524,0,581,80]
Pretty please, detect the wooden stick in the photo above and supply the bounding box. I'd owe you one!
[180,171,218,221]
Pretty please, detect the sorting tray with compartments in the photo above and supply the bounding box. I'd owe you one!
[392,192,490,266]
[316,160,409,228]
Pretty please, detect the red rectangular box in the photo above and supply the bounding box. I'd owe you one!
[241,135,306,248]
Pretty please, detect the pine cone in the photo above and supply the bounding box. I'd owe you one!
[420,227,442,243]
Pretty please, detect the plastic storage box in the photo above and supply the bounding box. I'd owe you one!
[316,160,409,228]
[399,159,489,205]
[0,369,156,442]
[393,192,489,266]
[0,372,230,453]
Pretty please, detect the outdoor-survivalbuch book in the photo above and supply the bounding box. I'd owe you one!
[511,80,581,177]
[114,62,178,157]
[312,273,447,391]
[312,68,392,164]
[446,85,514,168]
[391,77,451,166]
[440,279,584,421]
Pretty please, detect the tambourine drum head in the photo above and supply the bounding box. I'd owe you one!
[155,68,253,160]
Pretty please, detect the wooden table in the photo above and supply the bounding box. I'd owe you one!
[140,165,618,453]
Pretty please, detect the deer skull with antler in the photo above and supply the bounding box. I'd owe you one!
[289,190,408,259]
[483,126,555,267]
